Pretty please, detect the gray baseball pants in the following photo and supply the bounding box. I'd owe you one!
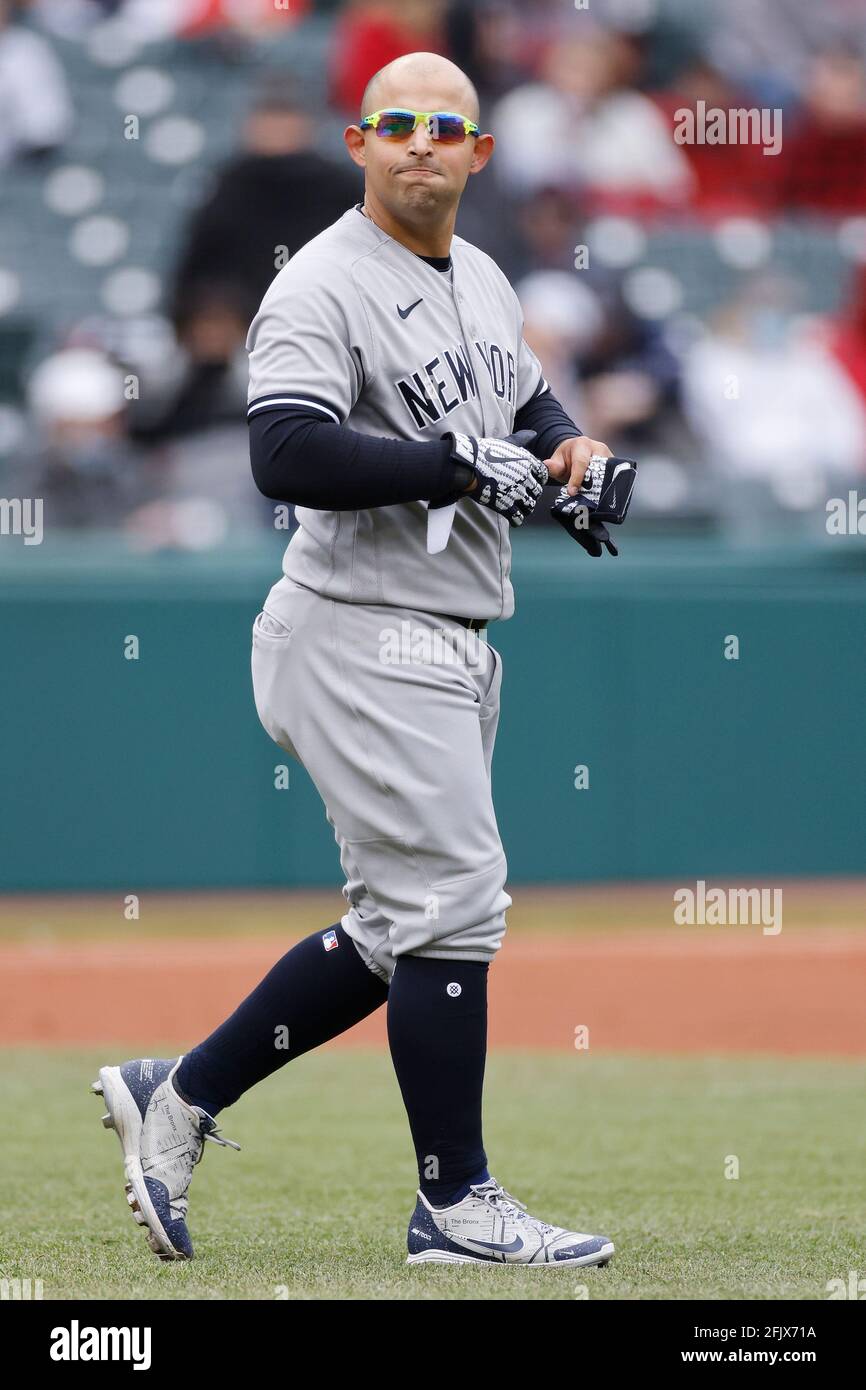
[250,576,511,983]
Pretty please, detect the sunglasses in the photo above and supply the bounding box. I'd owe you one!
[360,108,480,144]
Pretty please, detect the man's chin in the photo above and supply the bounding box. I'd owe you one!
[393,182,447,212]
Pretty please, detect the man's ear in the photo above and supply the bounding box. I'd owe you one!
[469,132,495,175]
[344,125,366,169]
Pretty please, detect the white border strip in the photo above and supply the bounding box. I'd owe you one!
[247,396,341,424]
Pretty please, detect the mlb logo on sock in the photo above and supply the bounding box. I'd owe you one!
[322,930,339,951]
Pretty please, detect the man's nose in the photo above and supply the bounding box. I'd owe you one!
[407,119,435,155]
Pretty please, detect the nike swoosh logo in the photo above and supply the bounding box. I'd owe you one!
[458,1235,525,1254]
[398,298,423,319]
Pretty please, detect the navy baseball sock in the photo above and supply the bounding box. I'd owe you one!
[387,954,490,1206]
[174,924,388,1115]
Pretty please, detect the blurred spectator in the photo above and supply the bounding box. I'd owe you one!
[444,1,535,106]
[125,291,265,546]
[491,28,694,215]
[15,348,149,528]
[514,265,687,523]
[516,270,603,425]
[819,264,866,418]
[680,275,866,510]
[31,0,131,39]
[707,0,866,103]
[179,0,311,40]
[577,296,681,448]
[130,286,249,443]
[508,187,581,278]
[775,49,866,215]
[32,0,312,42]
[170,74,362,334]
[329,0,449,115]
[121,283,265,544]
[653,59,779,219]
[124,420,265,549]
[0,0,72,165]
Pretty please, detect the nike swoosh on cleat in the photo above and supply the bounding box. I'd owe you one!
[398,298,423,319]
[456,1235,525,1254]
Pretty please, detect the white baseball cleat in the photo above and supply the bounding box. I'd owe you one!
[406,1177,614,1267]
[91,1056,239,1261]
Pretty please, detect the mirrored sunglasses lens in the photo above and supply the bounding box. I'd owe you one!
[377,112,417,138]
[431,116,467,142]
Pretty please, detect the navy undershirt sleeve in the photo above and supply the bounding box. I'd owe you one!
[514,385,583,467]
[248,388,582,510]
[249,407,472,509]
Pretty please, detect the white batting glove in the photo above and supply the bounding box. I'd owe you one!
[441,429,548,527]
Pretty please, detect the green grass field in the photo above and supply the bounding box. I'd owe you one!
[1,1048,863,1301]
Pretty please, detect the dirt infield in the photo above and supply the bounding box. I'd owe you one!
[2,923,864,1055]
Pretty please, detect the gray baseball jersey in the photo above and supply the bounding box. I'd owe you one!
[246,204,549,620]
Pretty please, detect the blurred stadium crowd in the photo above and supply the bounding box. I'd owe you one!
[2,0,866,550]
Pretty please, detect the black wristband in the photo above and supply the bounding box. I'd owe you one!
[450,462,475,492]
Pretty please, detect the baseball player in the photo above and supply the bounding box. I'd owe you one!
[93,52,622,1270]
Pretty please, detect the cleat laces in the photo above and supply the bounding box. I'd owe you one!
[195,1110,241,1158]
[470,1178,555,1235]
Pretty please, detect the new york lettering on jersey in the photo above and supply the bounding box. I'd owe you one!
[395,337,517,430]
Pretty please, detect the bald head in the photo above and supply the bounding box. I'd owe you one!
[360,51,480,124]
[346,49,493,248]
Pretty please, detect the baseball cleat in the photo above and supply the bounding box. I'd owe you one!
[406,1177,614,1268]
[91,1056,239,1261]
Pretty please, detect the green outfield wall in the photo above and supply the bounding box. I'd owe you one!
[1,534,864,891]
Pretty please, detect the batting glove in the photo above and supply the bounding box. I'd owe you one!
[550,454,637,556]
[436,429,548,527]
[569,454,637,523]
[551,488,618,556]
